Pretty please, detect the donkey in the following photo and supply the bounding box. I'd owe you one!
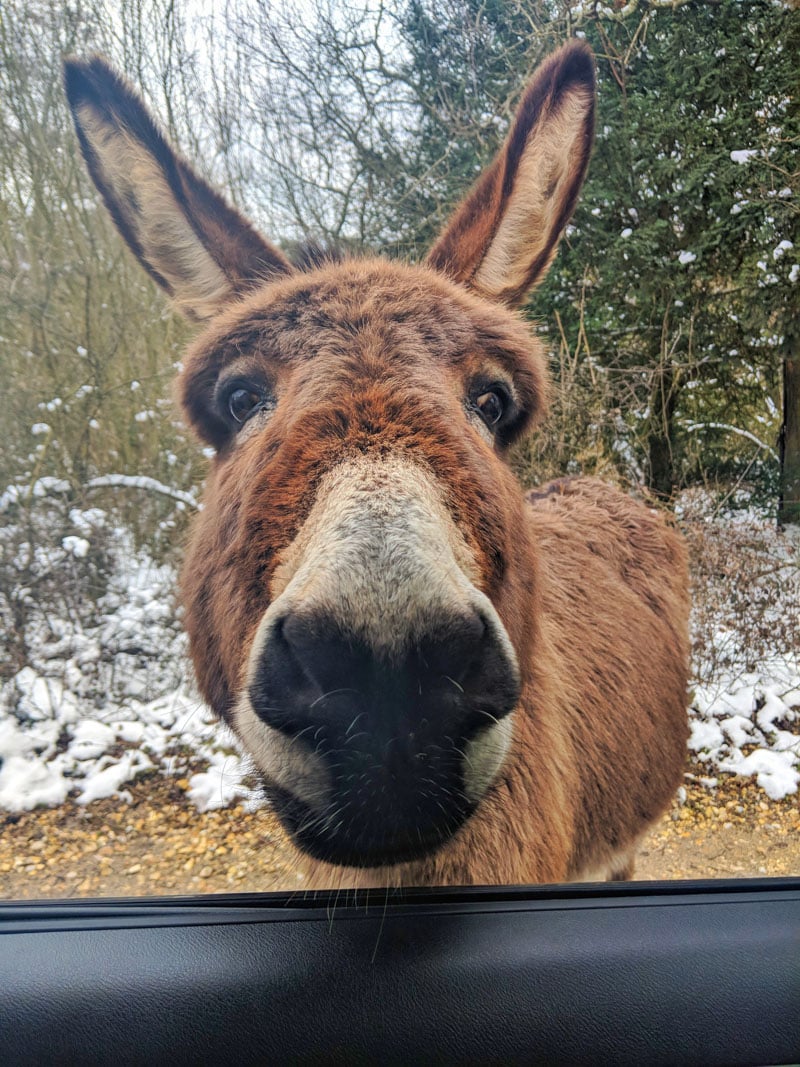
[65,42,689,888]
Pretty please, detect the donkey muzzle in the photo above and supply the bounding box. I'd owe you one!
[246,604,520,867]
[234,455,521,867]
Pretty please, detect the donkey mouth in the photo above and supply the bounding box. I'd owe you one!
[266,778,475,868]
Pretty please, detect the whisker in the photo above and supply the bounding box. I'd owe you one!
[474,708,502,727]
[309,688,361,710]
[443,675,464,694]
[344,712,366,737]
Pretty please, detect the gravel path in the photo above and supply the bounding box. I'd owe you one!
[1,775,798,900]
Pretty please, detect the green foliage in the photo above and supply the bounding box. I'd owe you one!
[538,0,798,497]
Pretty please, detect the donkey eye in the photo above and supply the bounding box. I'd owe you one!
[474,389,506,427]
[226,387,264,424]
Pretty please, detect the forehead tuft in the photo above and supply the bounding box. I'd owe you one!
[186,257,543,375]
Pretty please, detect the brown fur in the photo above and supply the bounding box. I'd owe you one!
[66,42,690,888]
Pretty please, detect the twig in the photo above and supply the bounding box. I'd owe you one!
[683,423,779,463]
[84,475,200,510]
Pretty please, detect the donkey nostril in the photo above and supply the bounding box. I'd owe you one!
[270,616,313,687]
[277,612,358,694]
[279,612,313,654]
[251,604,518,755]
[418,611,487,683]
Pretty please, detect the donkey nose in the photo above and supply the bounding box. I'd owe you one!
[247,602,520,866]
[249,607,516,747]
[282,609,486,692]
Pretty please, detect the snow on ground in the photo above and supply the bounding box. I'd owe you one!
[0,490,258,814]
[689,656,799,800]
[0,486,798,812]
[681,493,799,802]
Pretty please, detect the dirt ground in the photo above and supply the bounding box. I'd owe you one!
[1,772,798,900]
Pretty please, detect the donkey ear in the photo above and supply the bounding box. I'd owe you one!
[64,56,293,322]
[426,41,595,308]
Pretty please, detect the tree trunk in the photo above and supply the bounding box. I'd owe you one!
[647,360,679,500]
[778,338,800,527]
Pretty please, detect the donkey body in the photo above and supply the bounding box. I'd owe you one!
[66,42,689,888]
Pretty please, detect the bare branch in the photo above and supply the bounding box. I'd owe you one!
[683,423,780,463]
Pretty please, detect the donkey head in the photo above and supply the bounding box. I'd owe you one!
[65,44,595,869]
